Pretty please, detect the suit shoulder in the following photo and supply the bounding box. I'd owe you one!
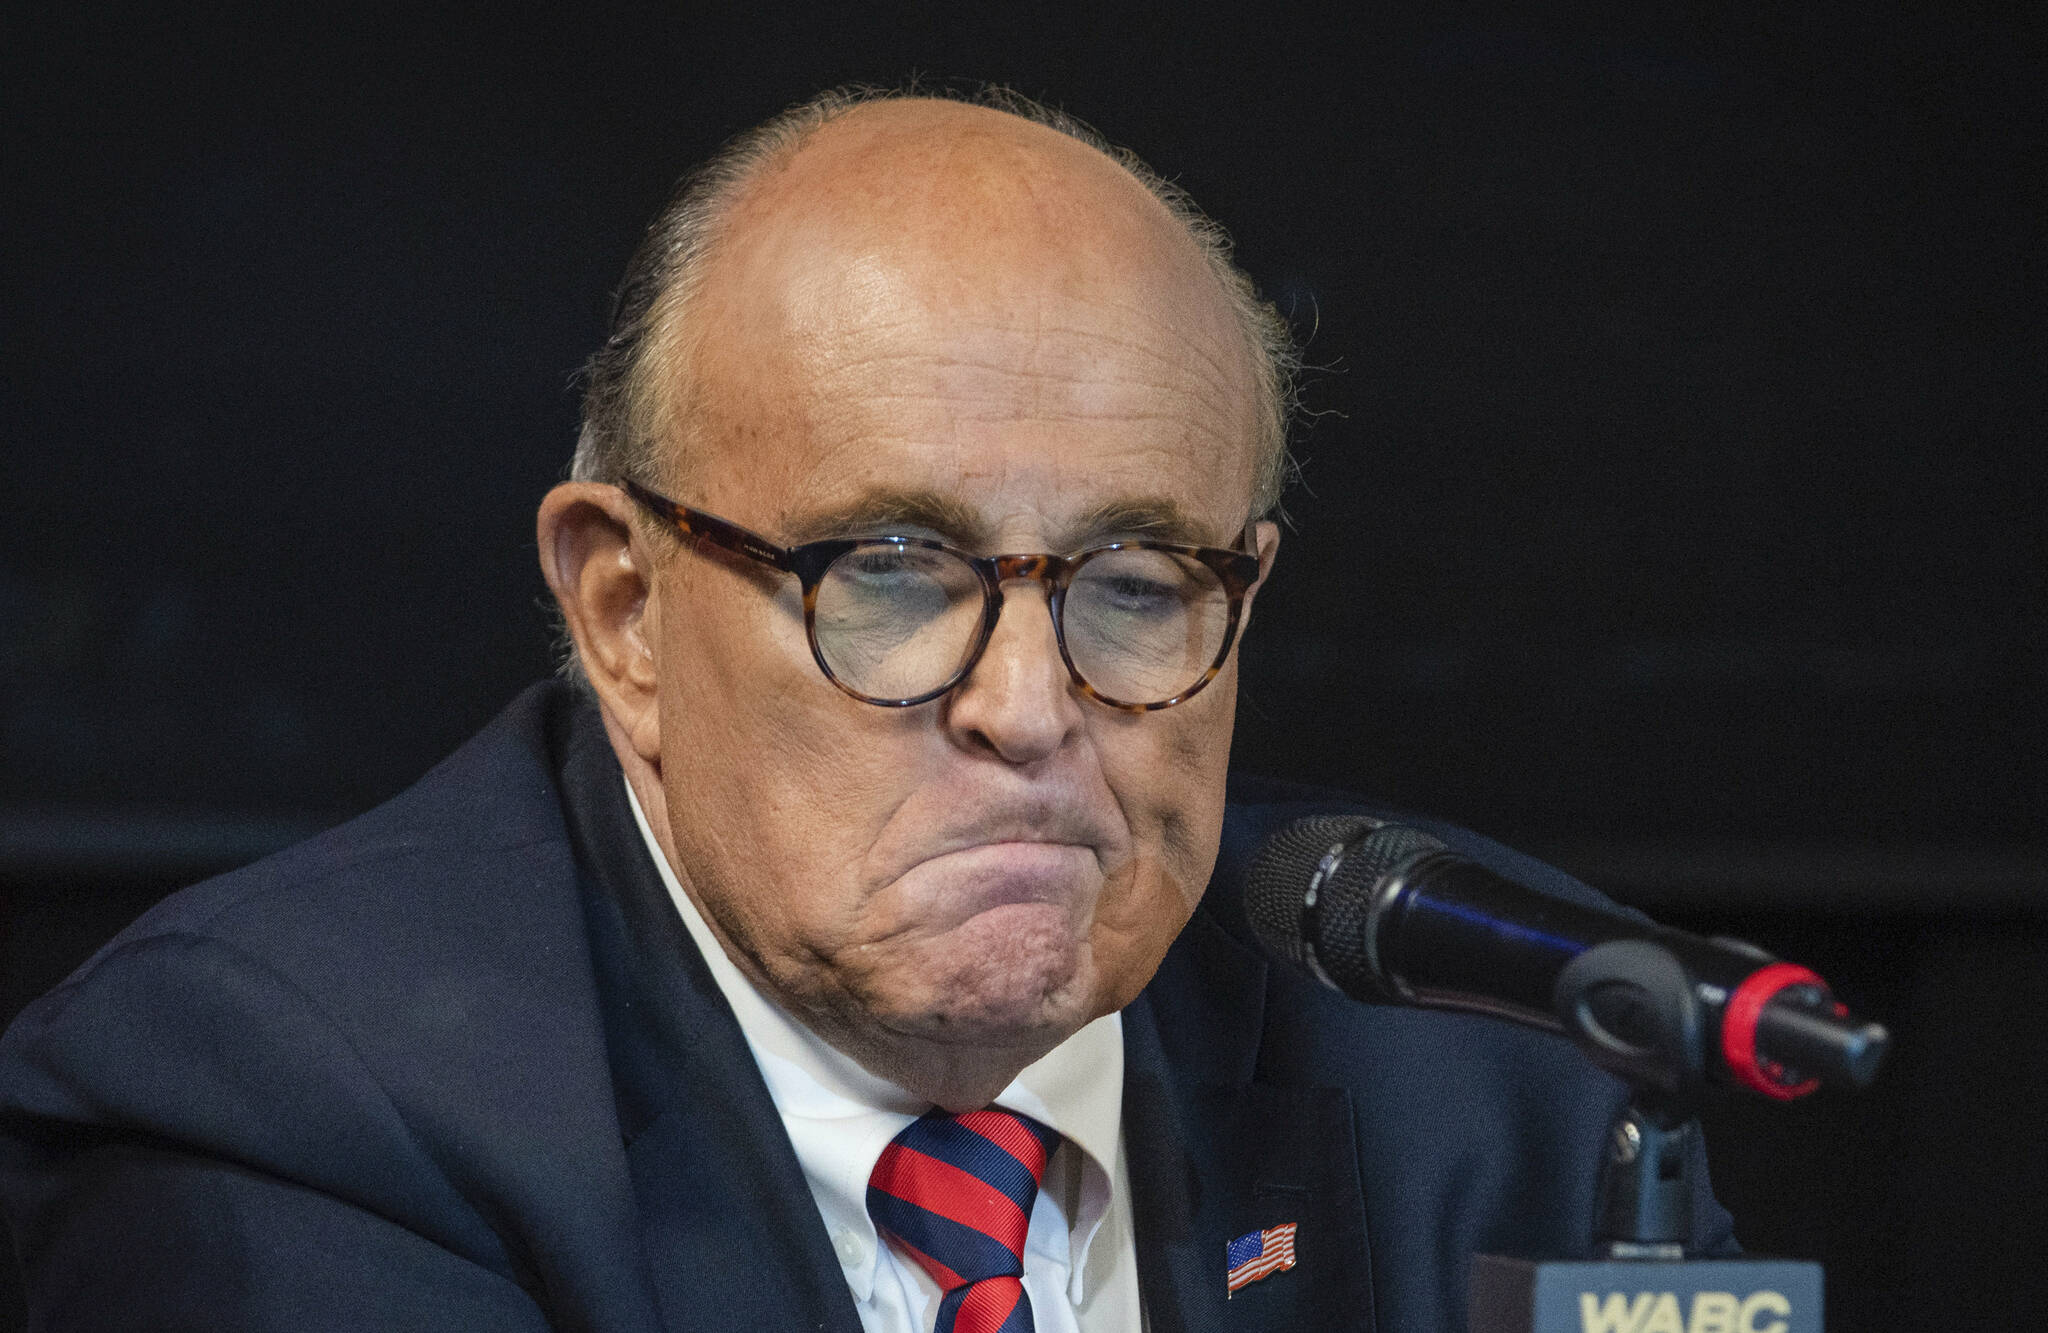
[65,683,583,978]
[2,684,612,1147]
[0,687,630,1270]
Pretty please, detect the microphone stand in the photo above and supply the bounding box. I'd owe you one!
[1597,1093,1701,1262]
[1468,940,1826,1332]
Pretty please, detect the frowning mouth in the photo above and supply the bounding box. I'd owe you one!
[899,841,1100,919]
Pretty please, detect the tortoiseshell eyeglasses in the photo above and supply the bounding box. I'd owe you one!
[621,478,1264,712]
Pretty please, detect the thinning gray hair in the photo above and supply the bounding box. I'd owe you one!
[558,83,1299,684]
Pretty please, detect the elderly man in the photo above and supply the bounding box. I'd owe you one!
[0,90,1728,1331]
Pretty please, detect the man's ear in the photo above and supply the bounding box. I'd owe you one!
[536,482,663,764]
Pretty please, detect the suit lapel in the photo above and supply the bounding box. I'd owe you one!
[1125,909,1377,1333]
[553,706,865,1333]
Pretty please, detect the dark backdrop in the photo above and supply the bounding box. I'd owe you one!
[3,4,2043,1329]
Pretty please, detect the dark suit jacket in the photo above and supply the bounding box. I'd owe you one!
[0,683,1731,1331]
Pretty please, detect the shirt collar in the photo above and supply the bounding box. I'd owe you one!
[623,776,1125,1305]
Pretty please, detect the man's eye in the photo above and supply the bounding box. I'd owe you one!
[837,546,962,590]
[1102,574,1178,605]
[849,551,908,576]
[1076,571,1186,618]
[845,547,926,576]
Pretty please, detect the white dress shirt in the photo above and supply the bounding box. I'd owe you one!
[626,779,1144,1333]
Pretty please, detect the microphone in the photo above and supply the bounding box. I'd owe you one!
[1243,814,1888,1099]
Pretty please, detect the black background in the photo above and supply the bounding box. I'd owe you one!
[3,3,2043,1329]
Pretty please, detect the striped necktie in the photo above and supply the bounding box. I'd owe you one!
[866,1108,1062,1333]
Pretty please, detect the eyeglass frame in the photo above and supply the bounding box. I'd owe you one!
[619,477,1266,712]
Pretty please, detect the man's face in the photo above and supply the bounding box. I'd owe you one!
[642,103,1275,1099]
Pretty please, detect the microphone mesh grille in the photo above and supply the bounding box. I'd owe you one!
[1305,823,1448,995]
[1335,823,1450,890]
[1243,814,1379,965]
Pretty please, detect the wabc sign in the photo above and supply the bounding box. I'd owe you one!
[1579,1288,1796,1333]
[1470,1256,1823,1333]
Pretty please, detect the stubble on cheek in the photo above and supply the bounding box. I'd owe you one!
[1082,709,1232,1011]
[1078,827,1203,1015]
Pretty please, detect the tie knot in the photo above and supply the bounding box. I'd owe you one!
[866,1108,1061,1290]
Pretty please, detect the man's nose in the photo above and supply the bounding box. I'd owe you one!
[941,581,1086,764]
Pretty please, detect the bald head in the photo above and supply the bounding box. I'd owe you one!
[571,87,1296,523]
[675,99,1258,501]
[711,97,1237,319]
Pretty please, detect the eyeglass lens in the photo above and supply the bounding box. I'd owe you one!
[811,543,1233,705]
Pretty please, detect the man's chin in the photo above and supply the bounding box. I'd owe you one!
[881,1000,1083,1051]
[861,919,1098,1050]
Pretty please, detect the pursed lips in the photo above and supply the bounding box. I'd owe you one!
[865,787,1130,921]
[897,842,1102,926]
[909,797,1124,869]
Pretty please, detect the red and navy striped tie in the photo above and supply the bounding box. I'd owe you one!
[866,1108,1062,1333]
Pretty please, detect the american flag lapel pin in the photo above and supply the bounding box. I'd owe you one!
[1225,1222,1299,1296]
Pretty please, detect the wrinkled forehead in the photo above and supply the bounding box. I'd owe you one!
[678,101,1261,532]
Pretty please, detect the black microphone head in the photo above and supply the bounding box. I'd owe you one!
[1243,815,1378,968]
[1245,815,1448,997]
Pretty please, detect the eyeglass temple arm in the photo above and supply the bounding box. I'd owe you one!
[1228,519,1268,590]
[620,479,797,573]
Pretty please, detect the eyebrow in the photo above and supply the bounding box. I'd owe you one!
[779,490,989,546]
[1065,498,1222,547]
[779,489,1231,551]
